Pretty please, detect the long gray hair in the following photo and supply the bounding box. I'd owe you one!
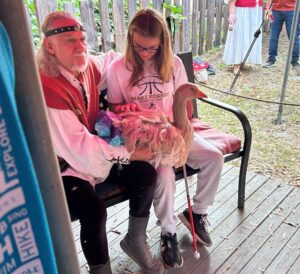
[36,11,81,76]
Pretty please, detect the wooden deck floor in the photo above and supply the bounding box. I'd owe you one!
[73,165,300,274]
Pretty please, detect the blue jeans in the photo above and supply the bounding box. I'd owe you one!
[268,10,300,64]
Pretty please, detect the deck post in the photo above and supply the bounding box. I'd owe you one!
[0,1,81,273]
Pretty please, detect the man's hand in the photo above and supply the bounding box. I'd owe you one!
[265,9,274,22]
[115,103,141,112]
[228,14,236,25]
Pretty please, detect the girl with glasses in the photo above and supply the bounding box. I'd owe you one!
[107,8,224,269]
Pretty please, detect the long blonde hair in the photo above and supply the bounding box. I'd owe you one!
[36,11,82,76]
[125,8,173,87]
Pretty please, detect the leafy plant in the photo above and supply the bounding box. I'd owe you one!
[162,1,185,49]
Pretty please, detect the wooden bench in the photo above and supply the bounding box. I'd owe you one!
[95,51,252,211]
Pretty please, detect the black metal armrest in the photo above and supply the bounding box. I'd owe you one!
[199,97,252,155]
[198,96,252,208]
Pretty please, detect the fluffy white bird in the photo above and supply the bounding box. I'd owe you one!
[108,83,206,168]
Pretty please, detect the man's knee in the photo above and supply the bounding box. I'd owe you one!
[78,184,107,221]
[134,161,157,187]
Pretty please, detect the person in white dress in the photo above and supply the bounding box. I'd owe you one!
[223,0,263,74]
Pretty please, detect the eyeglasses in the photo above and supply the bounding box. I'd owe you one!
[132,45,160,53]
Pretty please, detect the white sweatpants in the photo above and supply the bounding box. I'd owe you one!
[153,132,224,234]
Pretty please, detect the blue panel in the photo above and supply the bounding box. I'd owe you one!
[0,21,58,274]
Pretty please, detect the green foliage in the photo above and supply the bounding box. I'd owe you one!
[24,0,40,46]
[23,0,185,49]
[162,1,185,21]
[163,0,186,28]
[162,1,185,49]
[23,0,116,47]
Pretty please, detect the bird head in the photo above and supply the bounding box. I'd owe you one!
[174,83,207,101]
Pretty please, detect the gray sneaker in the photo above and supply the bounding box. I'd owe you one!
[292,62,300,71]
[262,60,276,68]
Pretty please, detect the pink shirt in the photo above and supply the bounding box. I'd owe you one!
[107,55,188,121]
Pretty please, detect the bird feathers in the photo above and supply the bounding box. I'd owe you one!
[108,83,206,168]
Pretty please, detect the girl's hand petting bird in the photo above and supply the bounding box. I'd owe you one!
[115,103,141,112]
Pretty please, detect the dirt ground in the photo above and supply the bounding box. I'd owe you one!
[197,31,300,186]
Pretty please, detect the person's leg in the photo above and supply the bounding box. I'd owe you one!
[268,10,285,63]
[121,161,156,217]
[284,10,300,65]
[62,176,111,273]
[233,64,242,75]
[179,133,223,246]
[187,136,223,215]
[153,165,183,268]
[153,165,177,234]
[117,161,164,274]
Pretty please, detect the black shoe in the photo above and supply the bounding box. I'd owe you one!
[160,232,183,268]
[262,60,276,68]
[178,209,212,247]
[292,62,300,71]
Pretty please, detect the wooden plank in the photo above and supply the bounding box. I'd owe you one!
[206,173,269,230]
[63,2,76,15]
[216,188,300,273]
[111,170,265,273]
[153,0,163,13]
[193,182,294,273]
[240,192,299,273]
[99,0,112,52]
[222,2,230,44]
[258,216,300,274]
[206,0,215,51]
[288,255,300,274]
[214,0,223,47]
[79,0,98,52]
[34,0,57,33]
[181,0,191,52]
[198,0,206,55]
[162,177,284,274]
[112,0,127,52]
[258,208,300,273]
[128,0,136,23]
[191,0,199,55]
